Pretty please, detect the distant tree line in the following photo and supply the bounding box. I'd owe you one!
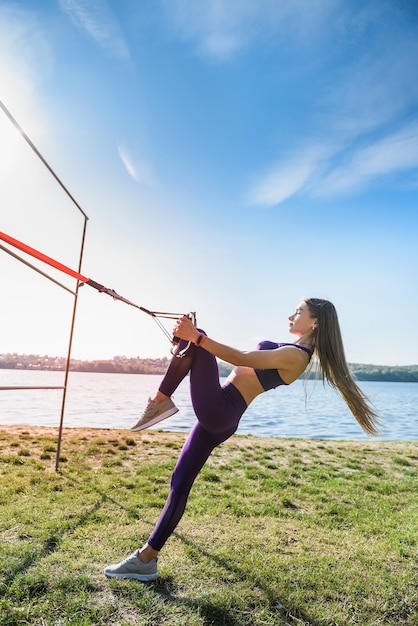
[1,354,417,382]
[70,358,170,375]
[348,364,418,383]
[0,353,170,375]
[218,361,418,382]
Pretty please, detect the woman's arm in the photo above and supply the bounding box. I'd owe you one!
[173,316,306,371]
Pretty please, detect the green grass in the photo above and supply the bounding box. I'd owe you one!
[0,426,417,626]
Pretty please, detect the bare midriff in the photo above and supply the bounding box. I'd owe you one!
[226,362,306,406]
[226,366,267,406]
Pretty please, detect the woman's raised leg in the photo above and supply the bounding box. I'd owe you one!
[130,338,197,431]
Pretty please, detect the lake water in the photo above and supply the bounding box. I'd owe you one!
[0,369,417,441]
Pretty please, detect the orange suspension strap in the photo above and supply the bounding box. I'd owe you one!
[0,230,195,349]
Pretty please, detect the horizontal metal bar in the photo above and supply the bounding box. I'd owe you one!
[0,386,65,391]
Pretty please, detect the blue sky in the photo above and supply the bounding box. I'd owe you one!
[1,0,417,365]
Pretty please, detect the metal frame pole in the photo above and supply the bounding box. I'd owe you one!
[55,217,88,471]
[0,100,89,471]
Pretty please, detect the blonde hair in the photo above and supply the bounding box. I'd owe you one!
[305,298,380,436]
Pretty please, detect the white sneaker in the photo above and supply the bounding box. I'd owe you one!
[130,397,178,432]
[104,551,158,581]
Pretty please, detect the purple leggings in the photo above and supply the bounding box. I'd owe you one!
[147,336,247,551]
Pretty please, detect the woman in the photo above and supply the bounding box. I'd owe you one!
[104,298,379,581]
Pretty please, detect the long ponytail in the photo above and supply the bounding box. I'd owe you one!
[305,298,380,436]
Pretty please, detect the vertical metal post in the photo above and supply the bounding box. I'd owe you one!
[55,217,88,471]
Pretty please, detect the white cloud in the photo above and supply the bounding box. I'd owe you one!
[58,0,130,59]
[117,143,156,186]
[318,122,418,196]
[161,0,341,60]
[247,5,418,207]
[249,150,323,207]
[249,120,418,206]
[323,35,418,139]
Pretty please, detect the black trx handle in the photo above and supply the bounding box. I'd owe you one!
[171,312,197,357]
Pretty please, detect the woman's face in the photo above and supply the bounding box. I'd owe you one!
[288,301,317,337]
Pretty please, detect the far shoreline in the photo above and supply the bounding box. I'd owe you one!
[1,424,416,447]
[1,360,418,383]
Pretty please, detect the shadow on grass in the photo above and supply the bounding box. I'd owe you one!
[2,498,105,587]
[4,470,322,626]
[111,574,321,626]
[157,533,324,626]
[2,470,156,590]
[64,473,326,626]
[61,470,159,528]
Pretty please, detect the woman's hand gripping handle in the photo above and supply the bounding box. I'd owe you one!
[173,315,200,345]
